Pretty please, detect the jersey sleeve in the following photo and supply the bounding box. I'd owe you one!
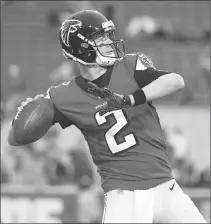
[134,52,171,88]
[47,83,73,129]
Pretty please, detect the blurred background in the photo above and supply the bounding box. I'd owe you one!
[1,1,210,223]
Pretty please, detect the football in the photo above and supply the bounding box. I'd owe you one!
[12,97,54,145]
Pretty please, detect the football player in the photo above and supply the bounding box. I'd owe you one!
[8,10,206,223]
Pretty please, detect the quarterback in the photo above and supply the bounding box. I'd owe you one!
[8,10,206,223]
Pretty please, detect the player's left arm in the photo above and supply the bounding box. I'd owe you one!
[130,53,185,106]
[87,53,185,115]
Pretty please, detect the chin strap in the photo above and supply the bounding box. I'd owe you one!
[96,52,116,67]
[62,49,98,67]
[63,48,116,68]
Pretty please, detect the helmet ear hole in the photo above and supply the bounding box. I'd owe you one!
[78,41,97,63]
[80,50,96,63]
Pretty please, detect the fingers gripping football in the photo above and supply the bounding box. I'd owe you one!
[17,95,44,110]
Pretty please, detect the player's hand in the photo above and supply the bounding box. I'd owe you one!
[17,94,44,111]
[87,82,132,115]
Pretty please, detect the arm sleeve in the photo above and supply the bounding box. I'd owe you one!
[134,68,171,88]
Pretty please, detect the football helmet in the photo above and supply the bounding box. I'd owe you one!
[59,10,125,67]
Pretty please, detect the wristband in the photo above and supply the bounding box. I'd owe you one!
[131,88,147,106]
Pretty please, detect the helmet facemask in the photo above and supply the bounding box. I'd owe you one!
[89,21,125,55]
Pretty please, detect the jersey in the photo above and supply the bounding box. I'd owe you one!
[48,53,173,193]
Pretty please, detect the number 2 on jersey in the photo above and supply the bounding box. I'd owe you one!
[95,110,137,154]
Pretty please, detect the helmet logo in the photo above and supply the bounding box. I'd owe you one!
[60,19,82,47]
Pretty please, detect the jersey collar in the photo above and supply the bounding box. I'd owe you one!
[75,65,114,93]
